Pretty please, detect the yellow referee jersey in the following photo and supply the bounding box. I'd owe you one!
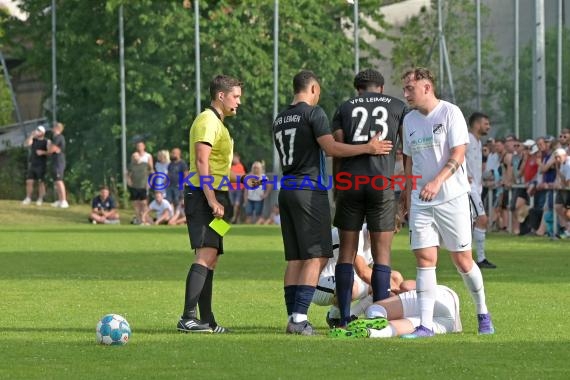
[189,108,233,191]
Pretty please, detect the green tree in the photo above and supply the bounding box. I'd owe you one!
[2,0,390,200]
[390,0,507,124]
[0,7,14,127]
[499,28,570,139]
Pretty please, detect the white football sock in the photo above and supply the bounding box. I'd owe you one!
[350,296,373,317]
[459,263,488,315]
[416,267,437,330]
[365,304,387,319]
[292,313,307,323]
[473,228,486,262]
[368,325,397,338]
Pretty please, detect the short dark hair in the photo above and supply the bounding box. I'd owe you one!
[99,185,109,191]
[401,67,436,87]
[293,70,320,94]
[468,112,489,127]
[209,75,243,101]
[354,69,384,91]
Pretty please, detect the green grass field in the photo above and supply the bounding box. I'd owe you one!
[1,200,569,379]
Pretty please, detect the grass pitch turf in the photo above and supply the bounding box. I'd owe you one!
[0,200,569,379]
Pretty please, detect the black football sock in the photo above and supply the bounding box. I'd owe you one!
[292,285,316,316]
[335,263,354,325]
[372,264,391,302]
[182,263,208,319]
[284,285,298,318]
[198,269,215,326]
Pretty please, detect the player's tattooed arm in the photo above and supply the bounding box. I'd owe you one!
[445,158,460,174]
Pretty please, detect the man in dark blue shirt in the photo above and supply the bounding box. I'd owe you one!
[89,186,120,224]
[167,147,188,208]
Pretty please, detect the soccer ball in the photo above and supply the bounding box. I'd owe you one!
[96,314,131,346]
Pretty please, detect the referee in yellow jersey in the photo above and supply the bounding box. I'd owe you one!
[178,75,243,334]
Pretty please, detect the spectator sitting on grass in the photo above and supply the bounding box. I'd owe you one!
[89,186,120,224]
[142,191,173,225]
[168,199,187,226]
[259,204,281,225]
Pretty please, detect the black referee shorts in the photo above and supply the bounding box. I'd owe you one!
[184,188,231,255]
[334,184,395,232]
[279,189,333,261]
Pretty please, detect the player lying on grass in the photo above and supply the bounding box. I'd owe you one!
[329,285,462,339]
[313,225,415,327]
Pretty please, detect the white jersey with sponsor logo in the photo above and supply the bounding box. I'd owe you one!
[402,100,470,206]
[321,226,373,278]
[466,132,483,193]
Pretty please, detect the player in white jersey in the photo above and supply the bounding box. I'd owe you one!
[399,67,494,338]
[466,113,497,269]
[330,285,461,338]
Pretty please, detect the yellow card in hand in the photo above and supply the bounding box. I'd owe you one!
[209,218,231,236]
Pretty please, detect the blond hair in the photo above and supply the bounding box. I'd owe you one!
[157,149,171,163]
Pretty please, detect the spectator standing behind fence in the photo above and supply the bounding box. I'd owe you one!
[155,150,170,194]
[507,136,524,234]
[499,135,520,233]
[559,129,570,154]
[167,148,188,210]
[127,152,150,225]
[135,141,154,172]
[466,113,496,269]
[49,122,69,208]
[535,137,557,237]
[489,139,506,230]
[22,125,48,206]
[229,153,246,224]
[553,148,570,238]
[517,140,540,234]
[89,186,120,224]
[244,161,271,224]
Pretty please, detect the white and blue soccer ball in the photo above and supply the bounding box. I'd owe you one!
[96,314,131,346]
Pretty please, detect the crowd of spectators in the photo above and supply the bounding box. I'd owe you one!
[481,129,570,239]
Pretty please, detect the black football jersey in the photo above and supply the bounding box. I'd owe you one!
[332,92,407,176]
[273,102,331,188]
[30,138,48,166]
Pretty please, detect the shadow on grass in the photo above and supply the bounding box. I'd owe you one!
[0,224,282,237]
[0,325,286,335]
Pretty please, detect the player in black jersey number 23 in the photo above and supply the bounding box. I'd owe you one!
[273,70,393,335]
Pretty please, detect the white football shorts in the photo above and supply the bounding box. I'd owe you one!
[312,275,370,306]
[399,285,462,334]
[469,186,486,217]
[313,276,335,306]
[409,192,472,252]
